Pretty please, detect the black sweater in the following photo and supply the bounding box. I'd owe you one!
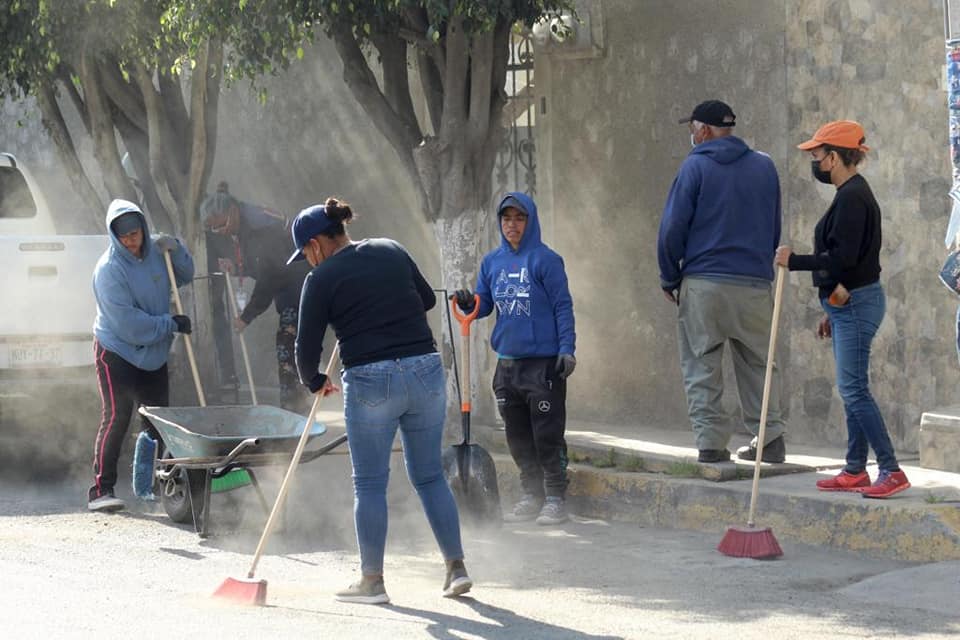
[295,238,437,392]
[788,174,882,298]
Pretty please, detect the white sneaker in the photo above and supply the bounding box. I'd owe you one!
[88,493,125,512]
[535,497,569,525]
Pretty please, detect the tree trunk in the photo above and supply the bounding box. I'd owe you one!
[432,207,499,428]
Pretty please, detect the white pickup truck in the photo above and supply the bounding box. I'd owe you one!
[0,153,107,465]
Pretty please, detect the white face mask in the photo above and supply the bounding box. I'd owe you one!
[690,134,697,148]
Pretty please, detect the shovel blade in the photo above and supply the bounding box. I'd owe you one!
[442,443,502,526]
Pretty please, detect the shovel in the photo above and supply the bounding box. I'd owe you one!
[441,294,502,525]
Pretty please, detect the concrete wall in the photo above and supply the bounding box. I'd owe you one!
[536,0,952,451]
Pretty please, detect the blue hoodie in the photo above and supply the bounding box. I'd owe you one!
[475,192,575,358]
[92,199,195,371]
[657,136,781,290]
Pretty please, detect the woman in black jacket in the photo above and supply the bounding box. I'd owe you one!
[775,120,909,499]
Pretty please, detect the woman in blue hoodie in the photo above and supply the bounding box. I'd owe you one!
[88,200,194,512]
[454,192,577,525]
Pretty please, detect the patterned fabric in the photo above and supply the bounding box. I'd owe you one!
[277,304,305,412]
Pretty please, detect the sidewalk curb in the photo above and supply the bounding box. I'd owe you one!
[490,454,960,562]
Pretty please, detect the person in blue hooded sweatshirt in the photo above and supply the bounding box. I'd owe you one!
[657,100,788,464]
[88,199,194,512]
[454,192,576,525]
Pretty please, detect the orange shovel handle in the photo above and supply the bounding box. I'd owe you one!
[449,294,480,413]
[450,294,480,335]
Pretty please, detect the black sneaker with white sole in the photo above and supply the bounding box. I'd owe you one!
[736,435,786,464]
[88,491,125,512]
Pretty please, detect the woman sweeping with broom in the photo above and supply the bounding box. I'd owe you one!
[777,120,909,499]
[290,198,471,604]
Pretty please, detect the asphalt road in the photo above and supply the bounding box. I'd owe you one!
[1,453,958,640]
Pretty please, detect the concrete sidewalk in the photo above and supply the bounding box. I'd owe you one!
[468,417,960,563]
[312,409,960,562]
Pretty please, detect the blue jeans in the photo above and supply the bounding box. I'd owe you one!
[342,353,463,575]
[821,282,899,473]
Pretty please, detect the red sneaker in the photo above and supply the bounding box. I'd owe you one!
[816,470,870,492]
[861,470,910,499]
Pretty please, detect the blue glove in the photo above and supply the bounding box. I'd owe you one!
[555,354,576,379]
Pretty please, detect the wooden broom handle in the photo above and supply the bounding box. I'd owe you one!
[747,266,785,527]
[247,342,340,579]
[222,272,258,405]
[163,249,205,407]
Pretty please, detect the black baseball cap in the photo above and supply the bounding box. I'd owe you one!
[678,100,736,127]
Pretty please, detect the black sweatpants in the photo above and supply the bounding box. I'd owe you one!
[493,357,568,499]
[89,341,169,501]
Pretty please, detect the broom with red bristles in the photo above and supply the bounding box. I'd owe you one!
[212,343,340,605]
[717,266,785,560]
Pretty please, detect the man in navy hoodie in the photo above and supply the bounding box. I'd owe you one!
[454,192,576,525]
[657,100,788,464]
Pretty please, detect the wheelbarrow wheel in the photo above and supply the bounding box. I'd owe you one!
[161,465,205,524]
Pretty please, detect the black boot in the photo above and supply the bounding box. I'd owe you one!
[736,435,786,463]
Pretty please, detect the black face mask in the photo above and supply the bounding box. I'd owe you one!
[811,158,833,184]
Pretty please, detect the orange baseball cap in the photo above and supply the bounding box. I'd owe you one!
[797,120,870,151]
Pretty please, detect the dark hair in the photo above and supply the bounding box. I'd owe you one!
[823,144,866,167]
[321,197,354,237]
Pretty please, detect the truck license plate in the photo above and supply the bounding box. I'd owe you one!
[9,343,63,368]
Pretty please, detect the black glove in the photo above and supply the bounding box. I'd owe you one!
[555,353,576,379]
[155,234,179,253]
[172,314,192,335]
[452,288,476,312]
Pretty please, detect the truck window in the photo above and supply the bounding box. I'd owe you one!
[0,166,38,219]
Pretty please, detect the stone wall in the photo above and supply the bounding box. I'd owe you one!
[535,0,952,451]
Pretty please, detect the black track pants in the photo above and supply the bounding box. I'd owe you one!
[89,341,169,501]
[493,357,568,499]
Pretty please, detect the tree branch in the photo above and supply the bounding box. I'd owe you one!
[185,37,222,241]
[415,49,444,135]
[79,47,136,202]
[132,61,181,225]
[439,12,468,141]
[158,62,191,171]
[467,28,494,149]
[56,66,91,137]
[372,33,423,144]
[99,57,148,133]
[330,27,421,166]
[36,81,105,229]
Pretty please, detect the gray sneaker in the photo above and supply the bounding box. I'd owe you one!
[442,560,473,598]
[503,494,543,522]
[335,577,390,605]
[88,493,125,512]
[535,497,569,525]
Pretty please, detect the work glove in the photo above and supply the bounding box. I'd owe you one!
[555,353,576,379]
[155,234,179,253]
[172,314,192,335]
[452,288,476,312]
